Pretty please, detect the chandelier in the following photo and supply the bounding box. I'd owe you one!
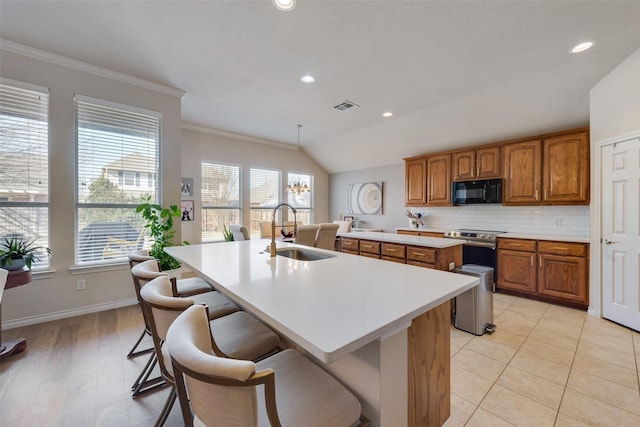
[286,125,310,194]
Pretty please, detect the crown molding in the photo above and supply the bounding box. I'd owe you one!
[181,122,297,150]
[0,39,186,99]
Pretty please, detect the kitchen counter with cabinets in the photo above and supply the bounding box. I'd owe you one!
[339,231,463,271]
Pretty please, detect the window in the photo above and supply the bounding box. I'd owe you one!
[0,81,50,270]
[75,96,160,264]
[287,172,313,225]
[201,162,240,242]
[250,168,280,237]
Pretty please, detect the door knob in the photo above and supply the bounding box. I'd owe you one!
[603,238,616,245]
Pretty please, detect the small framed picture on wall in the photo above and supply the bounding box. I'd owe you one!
[181,177,193,197]
[181,200,194,221]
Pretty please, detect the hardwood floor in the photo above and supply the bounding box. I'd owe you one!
[2,294,640,426]
[1,305,182,426]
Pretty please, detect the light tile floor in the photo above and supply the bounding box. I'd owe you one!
[446,293,640,426]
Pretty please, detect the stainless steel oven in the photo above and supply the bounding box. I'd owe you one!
[444,229,505,291]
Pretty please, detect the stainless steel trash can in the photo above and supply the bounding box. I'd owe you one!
[454,265,496,335]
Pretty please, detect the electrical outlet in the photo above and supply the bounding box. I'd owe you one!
[553,218,562,226]
[449,262,456,271]
[76,279,86,290]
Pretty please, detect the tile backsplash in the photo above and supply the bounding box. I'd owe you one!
[410,205,590,237]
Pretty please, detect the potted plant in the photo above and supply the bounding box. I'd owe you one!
[0,234,51,271]
[222,225,234,242]
[136,196,187,271]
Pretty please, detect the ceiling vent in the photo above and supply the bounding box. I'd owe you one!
[333,100,360,111]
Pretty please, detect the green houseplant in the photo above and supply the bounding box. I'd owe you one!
[136,196,187,271]
[0,234,51,271]
[222,224,234,242]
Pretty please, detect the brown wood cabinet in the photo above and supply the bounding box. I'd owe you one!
[359,240,381,258]
[452,146,501,181]
[341,235,461,271]
[542,132,589,204]
[405,156,427,206]
[426,154,452,206]
[497,238,589,309]
[503,139,542,204]
[340,237,359,255]
[503,130,589,206]
[381,242,406,263]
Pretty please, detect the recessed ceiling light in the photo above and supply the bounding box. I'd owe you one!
[273,0,295,12]
[300,75,315,83]
[382,112,393,118]
[571,41,594,53]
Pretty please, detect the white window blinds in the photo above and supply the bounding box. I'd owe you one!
[250,168,281,237]
[0,82,50,269]
[75,96,160,264]
[201,162,241,242]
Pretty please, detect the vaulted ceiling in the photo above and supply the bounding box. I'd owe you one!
[2,1,640,173]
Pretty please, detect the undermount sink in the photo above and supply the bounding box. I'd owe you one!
[276,248,337,261]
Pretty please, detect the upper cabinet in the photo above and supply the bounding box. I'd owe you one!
[405,156,427,206]
[404,127,589,207]
[452,146,501,181]
[542,131,589,204]
[426,153,452,206]
[503,139,542,204]
[503,130,589,205]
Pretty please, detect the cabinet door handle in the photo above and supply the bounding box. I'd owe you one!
[544,189,548,200]
[472,167,476,177]
[413,252,425,257]
[539,256,542,267]
[387,248,396,252]
[509,243,522,247]
[552,246,568,251]
[530,255,534,266]
[535,189,539,200]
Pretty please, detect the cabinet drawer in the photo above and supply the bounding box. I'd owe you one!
[360,252,380,260]
[406,259,435,269]
[538,241,587,257]
[406,246,436,263]
[419,232,443,238]
[382,255,405,264]
[397,230,419,236]
[381,243,406,259]
[341,238,359,252]
[360,240,381,254]
[497,238,536,252]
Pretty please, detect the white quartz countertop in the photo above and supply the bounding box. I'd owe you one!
[166,240,477,363]
[499,233,590,243]
[339,231,463,248]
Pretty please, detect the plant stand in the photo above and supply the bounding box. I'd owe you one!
[0,266,31,361]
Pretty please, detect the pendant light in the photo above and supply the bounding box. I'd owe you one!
[286,125,310,194]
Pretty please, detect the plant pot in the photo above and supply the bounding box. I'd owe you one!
[408,218,419,229]
[164,266,183,280]
[1,256,26,271]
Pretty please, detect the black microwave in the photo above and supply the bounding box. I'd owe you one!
[451,179,502,205]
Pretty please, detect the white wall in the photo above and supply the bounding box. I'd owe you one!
[589,47,640,317]
[1,48,182,327]
[330,164,590,236]
[180,126,329,245]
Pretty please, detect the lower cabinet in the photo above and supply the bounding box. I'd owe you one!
[497,238,589,309]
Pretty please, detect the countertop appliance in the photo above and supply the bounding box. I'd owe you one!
[444,229,505,290]
[451,178,502,205]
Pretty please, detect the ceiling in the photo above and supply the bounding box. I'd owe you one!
[1,1,640,173]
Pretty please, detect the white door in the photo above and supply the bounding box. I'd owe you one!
[601,138,640,331]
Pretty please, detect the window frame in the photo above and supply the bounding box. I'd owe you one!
[74,94,161,266]
[0,78,51,271]
[201,160,242,242]
[249,167,282,238]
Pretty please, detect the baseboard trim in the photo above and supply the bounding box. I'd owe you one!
[1,298,138,330]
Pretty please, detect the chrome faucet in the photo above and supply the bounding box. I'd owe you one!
[270,203,297,257]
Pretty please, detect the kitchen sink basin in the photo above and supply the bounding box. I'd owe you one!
[276,248,337,261]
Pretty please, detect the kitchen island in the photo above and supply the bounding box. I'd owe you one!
[166,239,477,427]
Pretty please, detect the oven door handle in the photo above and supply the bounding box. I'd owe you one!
[462,240,496,249]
